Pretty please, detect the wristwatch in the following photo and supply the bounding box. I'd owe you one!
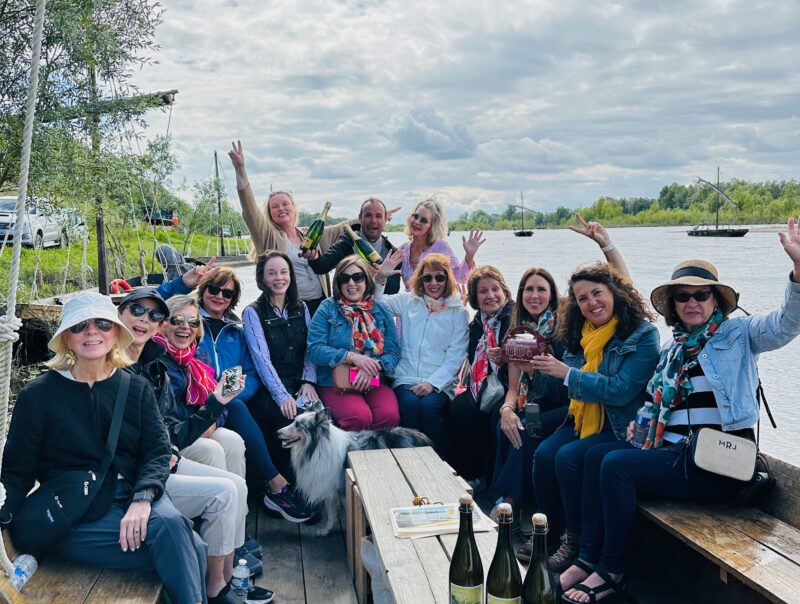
[132,488,155,503]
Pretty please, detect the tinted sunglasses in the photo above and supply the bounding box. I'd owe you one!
[68,318,115,334]
[421,274,447,283]
[337,272,367,285]
[126,302,166,323]
[672,290,713,304]
[410,212,430,225]
[206,284,235,300]
[169,315,202,328]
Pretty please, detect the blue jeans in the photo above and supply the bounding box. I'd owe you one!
[394,385,448,454]
[53,481,207,604]
[532,419,616,536]
[581,444,743,573]
[225,397,280,482]
[492,406,568,505]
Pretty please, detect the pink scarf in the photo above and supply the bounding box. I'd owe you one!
[152,331,217,406]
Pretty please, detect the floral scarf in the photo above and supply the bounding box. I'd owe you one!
[516,309,557,409]
[470,312,501,401]
[152,331,217,406]
[423,294,448,314]
[338,297,385,355]
[568,317,619,438]
[644,307,724,449]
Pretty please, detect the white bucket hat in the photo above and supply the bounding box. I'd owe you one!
[48,291,134,353]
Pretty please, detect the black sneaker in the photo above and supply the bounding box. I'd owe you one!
[243,584,274,604]
[208,584,241,604]
[235,549,263,577]
[263,485,312,523]
[242,535,263,558]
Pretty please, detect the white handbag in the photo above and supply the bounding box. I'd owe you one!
[688,427,758,482]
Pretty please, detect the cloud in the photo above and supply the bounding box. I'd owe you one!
[129,0,800,220]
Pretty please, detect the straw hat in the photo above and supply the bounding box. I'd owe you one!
[650,259,738,316]
[49,291,134,353]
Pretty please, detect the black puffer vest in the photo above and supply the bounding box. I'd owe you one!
[248,294,308,394]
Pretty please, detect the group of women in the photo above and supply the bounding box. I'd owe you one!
[2,147,799,604]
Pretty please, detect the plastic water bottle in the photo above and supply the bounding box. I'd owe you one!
[231,558,249,597]
[10,554,37,591]
[631,402,654,449]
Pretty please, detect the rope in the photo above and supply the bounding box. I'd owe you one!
[0,0,47,578]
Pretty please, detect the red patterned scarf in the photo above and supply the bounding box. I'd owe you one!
[338,297,385,355]
[152,331,217,406]
[470,313,500,401]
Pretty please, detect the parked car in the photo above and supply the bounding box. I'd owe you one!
[0,196,86,248]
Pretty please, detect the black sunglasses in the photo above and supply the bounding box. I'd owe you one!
[337,272,367,285]
[126,302,166,323]
[672,290,713,304]
[69,318,115,334]
[410,212,430,225]
[169,315,202,328]
[421,274,447,283]
[206,284,236,300]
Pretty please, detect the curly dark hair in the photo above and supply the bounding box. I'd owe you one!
[510,267,560,328]
[256,251,301,309]
[557,262,655,353]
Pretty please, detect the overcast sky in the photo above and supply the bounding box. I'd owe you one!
[130,0,800,219]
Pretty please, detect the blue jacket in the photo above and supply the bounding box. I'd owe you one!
[155,274,191,300]
[307,297,401,388]
[563,320,660,440]
[197,308,260,406]
[686,276,800,431]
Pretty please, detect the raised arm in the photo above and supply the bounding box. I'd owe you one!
[569,213,631,282]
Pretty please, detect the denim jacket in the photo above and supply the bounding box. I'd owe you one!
[563,320,660,440]
[306,297,401,388]
[689,275,800,431]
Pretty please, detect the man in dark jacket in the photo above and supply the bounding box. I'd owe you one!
[308,197,402,294]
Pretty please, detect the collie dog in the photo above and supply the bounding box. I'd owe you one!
[277,402,432,536]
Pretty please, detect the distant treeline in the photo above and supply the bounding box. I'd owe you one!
[449,180,800,230]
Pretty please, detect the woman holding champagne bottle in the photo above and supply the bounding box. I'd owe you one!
[228,140,355,315]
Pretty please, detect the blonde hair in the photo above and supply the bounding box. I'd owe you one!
[46,330,132,370]
[410,253,457,299]
[165,295,205,342]
[405,198,448,246]
[247,190,299,261]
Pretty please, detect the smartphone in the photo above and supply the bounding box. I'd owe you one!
[221,365,243,397]
[525,402,543,439]
[349,367,380,388]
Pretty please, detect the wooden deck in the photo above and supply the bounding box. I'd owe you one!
[247,499,358,604]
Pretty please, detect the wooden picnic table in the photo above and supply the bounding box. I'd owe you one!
[346,446,523,604]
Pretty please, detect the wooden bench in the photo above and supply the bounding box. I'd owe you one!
[346,446,523,604]
[0,530,162,604]
[638,454,800,604]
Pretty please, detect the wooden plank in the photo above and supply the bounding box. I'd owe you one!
[352,486,369,604]
[0,574,25,604]
[703,505,800,567]
[348,449,448,604]
[255,505,305,604]
[640,501,800,604]
[345,468,356,578]
[84,569,161,604]
[299,516,358,604]
[764,454,800,527]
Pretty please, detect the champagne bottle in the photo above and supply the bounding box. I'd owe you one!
[344,224,382,266]
[300,201,332,251]
[486,503,522,603]
[521,514,557,604]
[449,494,484,604]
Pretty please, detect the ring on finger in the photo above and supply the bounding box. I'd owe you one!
[133,528,141,536]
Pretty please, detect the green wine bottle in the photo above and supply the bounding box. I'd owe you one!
[449,494,484,604]
[521,514,557,604]
[486,503,522,603]
[300,201,332,251]
[344,224,382,266]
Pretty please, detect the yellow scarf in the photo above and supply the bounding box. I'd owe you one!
[568,316,619,439]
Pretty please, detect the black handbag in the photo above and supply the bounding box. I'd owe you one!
[10,372,130,554]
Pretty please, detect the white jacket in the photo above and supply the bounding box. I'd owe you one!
[375,284,469,398]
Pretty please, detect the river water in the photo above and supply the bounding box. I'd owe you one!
[234,226,800,465]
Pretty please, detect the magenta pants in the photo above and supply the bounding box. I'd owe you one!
[319,384,400,431]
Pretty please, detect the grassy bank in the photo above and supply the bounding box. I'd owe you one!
[0,223,252,304]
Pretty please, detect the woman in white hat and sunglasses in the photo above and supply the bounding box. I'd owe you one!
[559,218,800,604]
[0,291,207,604]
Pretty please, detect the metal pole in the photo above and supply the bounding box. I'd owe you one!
[715,166,720,230]
[214,151,226,257]
[90,67,108,293]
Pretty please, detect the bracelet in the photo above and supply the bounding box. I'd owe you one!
[600,242,615,252]
[499,403,515,416]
